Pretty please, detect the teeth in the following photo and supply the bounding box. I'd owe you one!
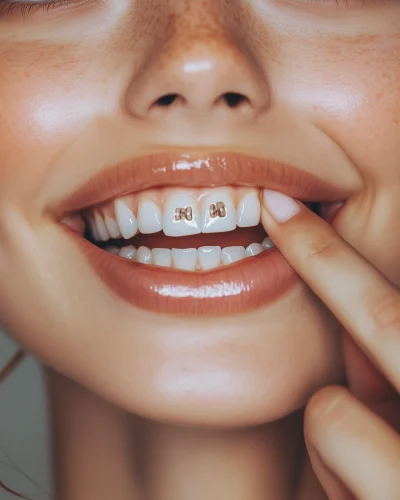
[97,189,272,269]
[163,194,201,237]
[109,240,269,268]
[104,246,120,255]
[198,246,222,271]
[119,245,137,260]
[88,214,102,242]
[237,192,261,228]
[245,243,263,257]
[138,199,162,234]
[152,248,172,267]
[89,188,263,240]
[115,200,138,239]
[262,237,275,250]
[136,246,153,264]
[221,246,246,265]
[201,190,236,234]
[105,215,121,239]
[172,248,198,271]
[94,211,110,242]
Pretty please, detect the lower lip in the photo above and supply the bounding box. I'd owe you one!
[72,231,298,316]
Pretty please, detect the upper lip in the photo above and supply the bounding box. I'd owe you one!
[56,151,350,216]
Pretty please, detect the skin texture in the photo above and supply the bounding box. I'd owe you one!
[0,0,399,498]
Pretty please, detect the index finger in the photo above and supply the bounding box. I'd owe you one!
[261,190,400,392]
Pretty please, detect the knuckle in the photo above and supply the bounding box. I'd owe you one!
[303,235,343,265]
[366,290,400,338]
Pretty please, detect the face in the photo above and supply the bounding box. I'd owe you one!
[1,0,400,427]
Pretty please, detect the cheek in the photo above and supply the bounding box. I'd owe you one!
[280,36,400,186]
[272,35,400,283]
[0,43,103,201]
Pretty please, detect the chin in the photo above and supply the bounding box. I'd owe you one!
[1,272,344,428]
[51,283,345,429]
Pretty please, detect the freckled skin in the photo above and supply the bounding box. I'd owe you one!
[1,0,400,497]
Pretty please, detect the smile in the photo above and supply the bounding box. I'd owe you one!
[86,187,275,270]
[58,152,347,316]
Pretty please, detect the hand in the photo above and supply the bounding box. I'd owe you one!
[261,190,400,500]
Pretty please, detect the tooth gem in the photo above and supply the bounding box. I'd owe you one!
[175,206,193,222]
[209,202,227,219]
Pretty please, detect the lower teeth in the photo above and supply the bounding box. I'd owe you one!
[104,237,275,271]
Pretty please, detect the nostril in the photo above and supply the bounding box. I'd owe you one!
[155,94,181,107]
[151,91,251,112]
[221,92,249,109]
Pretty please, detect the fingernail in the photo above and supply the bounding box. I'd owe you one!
[263,190,301,223]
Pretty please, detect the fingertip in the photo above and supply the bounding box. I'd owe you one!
[262,190,301,223]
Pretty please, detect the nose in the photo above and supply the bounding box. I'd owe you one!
[126,35,270,123]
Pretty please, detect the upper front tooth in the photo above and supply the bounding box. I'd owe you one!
[94,211,110,242]
[163,194,201,237]
[115,199,138,239]
[237,192,261,228]
[138,199,162,234]
[201,190,236,234]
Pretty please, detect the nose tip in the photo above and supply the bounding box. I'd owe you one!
[127,43,270,122]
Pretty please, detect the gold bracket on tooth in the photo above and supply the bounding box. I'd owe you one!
[175,206,193,222]
[209,202,227,219]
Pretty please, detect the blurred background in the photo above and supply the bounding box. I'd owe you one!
[0,330,51,500]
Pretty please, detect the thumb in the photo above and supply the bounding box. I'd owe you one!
[305,444,356,500]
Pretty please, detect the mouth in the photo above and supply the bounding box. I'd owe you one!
[58,152,346,316]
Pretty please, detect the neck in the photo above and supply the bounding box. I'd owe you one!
[133,411,310,500]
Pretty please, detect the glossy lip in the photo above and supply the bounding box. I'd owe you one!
[71,230,298,316]
[59,152,349,316]
[56,151,349,216]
